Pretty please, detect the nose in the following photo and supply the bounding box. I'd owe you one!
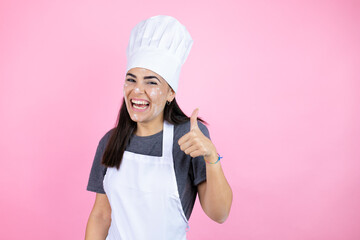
[133,82,145,94]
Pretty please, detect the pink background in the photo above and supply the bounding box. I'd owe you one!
[1,0,359,239]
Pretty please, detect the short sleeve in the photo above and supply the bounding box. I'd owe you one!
[192,121,210,186]
[86,137,107,194]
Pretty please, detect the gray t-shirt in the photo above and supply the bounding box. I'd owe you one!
[86,120,210,220]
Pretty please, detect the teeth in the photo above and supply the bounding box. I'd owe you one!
[131,99,149,105]
[133,104,148,109]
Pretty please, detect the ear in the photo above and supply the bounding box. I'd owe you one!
[167,87,176,102]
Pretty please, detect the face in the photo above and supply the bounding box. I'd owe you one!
[123,67,175,125]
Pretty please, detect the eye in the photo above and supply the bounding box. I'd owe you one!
[147,81,158,85]
[126,78,136,83]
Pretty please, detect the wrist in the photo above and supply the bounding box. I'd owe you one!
[204,149,217,161]
[204,152,222,164]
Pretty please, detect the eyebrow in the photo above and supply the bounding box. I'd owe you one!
[126,73,161,82]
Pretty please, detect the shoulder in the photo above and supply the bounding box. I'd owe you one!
[173,120,210,139]
[98,128,116,149]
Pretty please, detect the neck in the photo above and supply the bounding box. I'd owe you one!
[135,117,164,137]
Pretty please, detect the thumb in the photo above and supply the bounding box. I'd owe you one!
[190,108,199,130]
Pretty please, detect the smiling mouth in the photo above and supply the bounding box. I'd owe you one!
[131,99,150,110]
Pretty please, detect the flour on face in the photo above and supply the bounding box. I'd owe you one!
[149,88,167,116]
[149,87,162,97]
[133,113,138,121]
[123,68,173,125]
[123,89,127,100]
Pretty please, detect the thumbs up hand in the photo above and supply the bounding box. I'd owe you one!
[178,108,217,160]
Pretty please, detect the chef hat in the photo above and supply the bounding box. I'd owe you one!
[126,15,193,93]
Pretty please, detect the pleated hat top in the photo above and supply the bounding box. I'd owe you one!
[126,15,193,93]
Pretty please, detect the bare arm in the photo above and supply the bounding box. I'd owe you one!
[85,193,112,240]
[178,108,233,223]
[197,156,233,223]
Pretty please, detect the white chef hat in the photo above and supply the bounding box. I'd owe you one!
[126,15,193,93]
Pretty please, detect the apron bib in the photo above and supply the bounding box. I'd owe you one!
[103,120,189,240]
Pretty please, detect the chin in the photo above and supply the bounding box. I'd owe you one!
[129,114,140,122]
[130,114,147,123]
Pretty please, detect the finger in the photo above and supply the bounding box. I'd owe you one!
[179,139,194,152]
[189,150,204,158]
[184,145,198,155]
[190,108,199,130]
[178,129,199,146]
[178,132,191,146]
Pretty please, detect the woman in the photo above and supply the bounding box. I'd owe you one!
[85,15,232,240]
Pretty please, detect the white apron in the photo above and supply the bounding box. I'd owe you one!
[103,120,189,240]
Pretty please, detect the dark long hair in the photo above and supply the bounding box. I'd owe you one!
[101,97,206,169]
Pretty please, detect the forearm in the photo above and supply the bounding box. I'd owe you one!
[85,213,111,240]
[202,154,233,223]
[177,114,233,223]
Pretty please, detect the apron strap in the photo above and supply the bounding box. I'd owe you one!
[162,120,174,159]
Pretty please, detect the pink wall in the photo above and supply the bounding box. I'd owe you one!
[1,0,359,239]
